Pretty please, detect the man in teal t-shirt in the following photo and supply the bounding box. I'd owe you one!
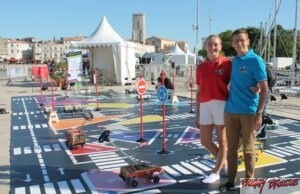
[221,29,268,191]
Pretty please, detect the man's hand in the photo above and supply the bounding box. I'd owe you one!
[253,113,263,131]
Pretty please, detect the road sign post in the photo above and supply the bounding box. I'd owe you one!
[156,84,170,154]
[136,76,147,143]
[189,66,195,113]
[93,70,101,111]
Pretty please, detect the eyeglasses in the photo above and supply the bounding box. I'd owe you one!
[233,39,248,44]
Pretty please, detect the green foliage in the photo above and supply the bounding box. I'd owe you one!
[50,61,68,81]
[198,26,298,62]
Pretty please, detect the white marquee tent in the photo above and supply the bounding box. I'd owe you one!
[71,16,136,85]
[185,46,196,65]
[166,44,187,65]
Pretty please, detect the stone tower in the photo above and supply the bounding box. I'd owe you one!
[132,13,146,44]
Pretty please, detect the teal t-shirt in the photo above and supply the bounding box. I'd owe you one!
[225,49,267,114]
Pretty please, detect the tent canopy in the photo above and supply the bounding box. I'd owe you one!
[71,16,136,85]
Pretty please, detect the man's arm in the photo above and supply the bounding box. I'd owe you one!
[254,80,268,130]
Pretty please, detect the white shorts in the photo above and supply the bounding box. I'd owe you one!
[199,100,225,125]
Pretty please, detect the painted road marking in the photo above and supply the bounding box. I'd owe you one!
[12,123,48,131]
[82,170,175,193]
[13,144,64,155]
[180,161,204,174]
[13,148,21,155]
[163,166,181,177]
[89,152,129,170]
[134,189,162,194]
[43,145,52,152]
[52,144,61,151]
[171,164,192,175]
[15,187,25,193]
[191,161,212,171]
[24,147,32,154]
[14,179,86,194]
[57,181,72,194]
[166,113,194,120]
[278,119,298,124]
[264,150,286,157]
[70,179,86,193]
[238,152,286,171]
[162,160,212,178]
[29,184,40,194]
[44,183,56,194]
[276,146,300,155]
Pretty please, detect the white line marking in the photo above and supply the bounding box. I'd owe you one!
[70,179,85,193]
[162,166,181,177]
[171,164,192,175]
[29,184,41,194]
[14,148,21,155]
[15,187,26,193]
[57,181,72,194]
[44,182,56,194]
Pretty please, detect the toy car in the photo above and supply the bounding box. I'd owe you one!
[119,163,164,187]
[65,127,86,150]
[237,139,264,165]
[64,112,93,150]
[64,104,74,113]
[74,103,83,112]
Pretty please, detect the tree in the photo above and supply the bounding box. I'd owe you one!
[219,30,234,56]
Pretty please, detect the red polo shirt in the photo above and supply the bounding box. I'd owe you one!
[196,56,231,102]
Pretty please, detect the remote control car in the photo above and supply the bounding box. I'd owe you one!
[65,127,86,150]
[119,163,164,187]
[65,112,93,150]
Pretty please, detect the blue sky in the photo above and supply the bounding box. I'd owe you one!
[0,0,298,49]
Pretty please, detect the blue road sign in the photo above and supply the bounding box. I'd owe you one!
[157,86,168,103]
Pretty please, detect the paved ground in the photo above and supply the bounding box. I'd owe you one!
[1,78,300,194]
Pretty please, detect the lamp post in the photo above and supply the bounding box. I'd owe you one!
[192,0,199,59]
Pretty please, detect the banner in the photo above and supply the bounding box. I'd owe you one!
[67,51,82,82]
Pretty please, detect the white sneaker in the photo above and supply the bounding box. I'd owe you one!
[202,173,220,184]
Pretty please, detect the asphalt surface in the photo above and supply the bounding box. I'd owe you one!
[1,79,300,194]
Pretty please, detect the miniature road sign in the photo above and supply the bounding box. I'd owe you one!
[157,86,168,103]
[137,79,147,95]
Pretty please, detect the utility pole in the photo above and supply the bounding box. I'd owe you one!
[192,0,199,58]
[209,11,212,35]
[273,0,277,68]
[291,0,299,87]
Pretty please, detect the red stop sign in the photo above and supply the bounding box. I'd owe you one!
[137,79,147,95]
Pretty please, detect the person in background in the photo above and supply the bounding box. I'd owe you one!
[195,35,231,184]
[222,29,268,191]
[155,72,174,90]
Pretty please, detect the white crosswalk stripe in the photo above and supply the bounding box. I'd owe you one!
[89,152,129,171]
[264,149,289,157]
[13,144,63,155]
[162,160,213,178]
[12,123,48,131]
[160,133,181,138]
[166,113,194,120]
[14,179,86,194]
[278,119,298,124]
